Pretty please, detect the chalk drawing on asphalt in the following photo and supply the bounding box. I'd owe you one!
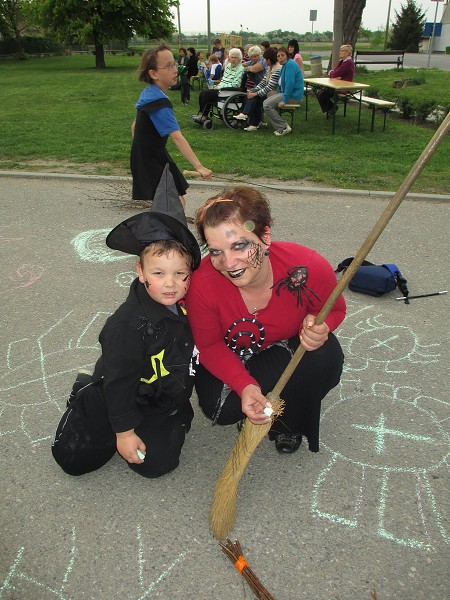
[0,526,191,600]
[71,229,129,264]
[337,313,440,373]
[313,380,449,551]
[0,225,24,242]
[0,311,108,445]
[0,527,77,599]
[116,271,137,288]
[134,524,191,599]
[0,264,44,296]
[311,303,448,551]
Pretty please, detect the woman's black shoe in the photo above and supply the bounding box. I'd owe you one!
[275,433,302,454]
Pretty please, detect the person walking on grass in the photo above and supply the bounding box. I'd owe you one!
[131,46,212,209]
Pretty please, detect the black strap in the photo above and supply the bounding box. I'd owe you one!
[335,257,375,273]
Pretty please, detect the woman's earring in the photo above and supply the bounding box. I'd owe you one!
[264,249,270,256]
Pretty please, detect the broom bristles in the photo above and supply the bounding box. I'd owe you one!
[209,397,284,539]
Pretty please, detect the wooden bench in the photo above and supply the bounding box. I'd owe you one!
[354,50,405,70]
[279,103,301,128]
[338,93,396,131]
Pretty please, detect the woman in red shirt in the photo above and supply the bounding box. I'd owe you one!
[185,186,345,454]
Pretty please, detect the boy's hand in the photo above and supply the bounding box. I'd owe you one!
[116,430,146,464]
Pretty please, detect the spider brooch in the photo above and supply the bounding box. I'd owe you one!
[273,266,320,307]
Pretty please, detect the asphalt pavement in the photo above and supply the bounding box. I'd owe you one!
[0,174,448,600]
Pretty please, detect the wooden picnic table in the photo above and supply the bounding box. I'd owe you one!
[304,77,371,134]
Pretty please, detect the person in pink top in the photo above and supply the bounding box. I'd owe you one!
[185,186,345,455]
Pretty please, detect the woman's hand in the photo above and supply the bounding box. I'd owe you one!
[247,91,257,99]
[241,384,272,425]
[278,101,285,108]
[197,166,213,179]
[300,314,330,351]
[116,430,146,464]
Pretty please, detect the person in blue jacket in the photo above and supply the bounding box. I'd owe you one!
[262,46,304,136]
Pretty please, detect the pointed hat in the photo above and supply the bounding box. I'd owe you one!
[106,165,201,269]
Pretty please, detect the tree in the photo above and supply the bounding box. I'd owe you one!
[40,0,176,68]
[0,0,39,49]
[343,0,367,49]
[388,0,426,52]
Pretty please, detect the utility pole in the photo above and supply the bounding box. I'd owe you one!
[427,0,442,68]
[176,2,182,46]
[207,0,211,53]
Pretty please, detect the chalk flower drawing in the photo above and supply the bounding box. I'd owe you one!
[311,305,449,551]
[0,311,107,444]
[338,313,440,373]
[0,264,44,296]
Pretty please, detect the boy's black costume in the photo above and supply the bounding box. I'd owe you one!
[52,166,201,478]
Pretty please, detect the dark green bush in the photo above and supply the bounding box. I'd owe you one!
[0,37,63,55]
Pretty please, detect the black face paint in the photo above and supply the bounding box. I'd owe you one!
[145,280,151,289]
[247,242,264,269]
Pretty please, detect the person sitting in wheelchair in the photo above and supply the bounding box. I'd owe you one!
[192,48,244,126]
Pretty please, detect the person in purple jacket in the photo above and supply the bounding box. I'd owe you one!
[316,44,355,116]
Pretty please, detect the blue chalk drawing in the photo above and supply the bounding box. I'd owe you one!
[337,313,440,373]
[71,229,129,264]
[0,526,191,599]
[311,304,449,551]
[0,527,77,599]
[116,271,137,288]
[0,311,108,444]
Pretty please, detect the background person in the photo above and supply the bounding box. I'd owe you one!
[287,38,305,74]
[235,47,281,131]
[130,45,212,207]
[262,46,304,136]
[212,38,225,63]
[192,48,244,126]
[181,47,199,105]
[316,44,355,116]
[185,186,345,455]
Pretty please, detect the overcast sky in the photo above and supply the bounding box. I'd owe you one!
[174,0,445,36]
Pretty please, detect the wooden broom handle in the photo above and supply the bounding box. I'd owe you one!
[271,111,450,399]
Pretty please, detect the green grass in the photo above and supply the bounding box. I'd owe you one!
[0,54,449,193]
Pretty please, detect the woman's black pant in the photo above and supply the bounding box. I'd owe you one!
[198,89,219,115]
[316,88,335,113]
[180,73,190,103]
[194,333,344,452]
[246,95,264,126]
[51,381,193,478]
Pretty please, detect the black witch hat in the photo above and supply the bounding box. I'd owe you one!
[106,165,201,270]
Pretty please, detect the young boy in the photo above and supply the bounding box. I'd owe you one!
[52,167,201,478]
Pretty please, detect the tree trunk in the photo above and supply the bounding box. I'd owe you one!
[343,0,367,49]
[95,43,106,69]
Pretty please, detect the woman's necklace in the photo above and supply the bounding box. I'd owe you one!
[240,262,273,318]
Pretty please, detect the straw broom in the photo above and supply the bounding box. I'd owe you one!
[219,538,276,600]
[205,112,450,540]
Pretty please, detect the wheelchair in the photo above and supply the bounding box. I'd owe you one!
[193,88,248,131]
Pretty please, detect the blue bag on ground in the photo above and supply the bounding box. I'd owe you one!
[336,258,409,301]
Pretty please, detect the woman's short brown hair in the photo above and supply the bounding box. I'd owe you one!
[195,186,273,245]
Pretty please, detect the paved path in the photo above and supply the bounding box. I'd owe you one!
[314,51,450,72]
[1,175,448,599]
